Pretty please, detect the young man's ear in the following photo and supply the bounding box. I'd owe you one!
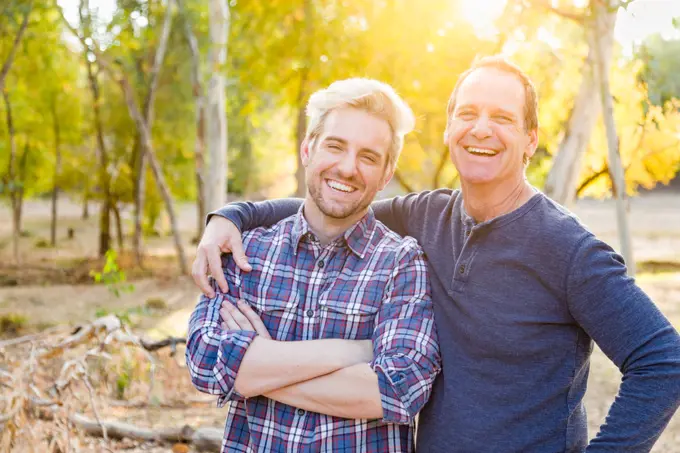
[300,138,312,167]
[380,167,395,191]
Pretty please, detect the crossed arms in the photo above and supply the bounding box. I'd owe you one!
[186,242,441,423]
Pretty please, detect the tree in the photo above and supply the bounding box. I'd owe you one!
[636,32,680,108]
[204,0,229,212]
[0,0,33,91]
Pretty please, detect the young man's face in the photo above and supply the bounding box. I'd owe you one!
[446,67,537,188]
[302,107,393,223]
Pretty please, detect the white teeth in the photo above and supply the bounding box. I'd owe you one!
[327,180,355,193]
[466,147,498,156]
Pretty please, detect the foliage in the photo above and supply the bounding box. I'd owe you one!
[0,0,678,227]
[636,33,680,109]
[89,249,135,297]
[0,313,27,335]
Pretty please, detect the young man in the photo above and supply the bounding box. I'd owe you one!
[186,78,441,452]
[193,57,680,452]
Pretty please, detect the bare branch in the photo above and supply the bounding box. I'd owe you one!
[0,0,33,91]
[523,0,586,23]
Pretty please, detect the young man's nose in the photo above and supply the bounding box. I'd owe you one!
[335,153,358,177]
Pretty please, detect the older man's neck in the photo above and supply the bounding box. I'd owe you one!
[461,177,535,223]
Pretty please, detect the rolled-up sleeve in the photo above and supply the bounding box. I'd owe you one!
[370,239,441,424]
[185,287,257,407]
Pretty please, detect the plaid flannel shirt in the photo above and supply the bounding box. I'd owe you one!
[186,208,440,452]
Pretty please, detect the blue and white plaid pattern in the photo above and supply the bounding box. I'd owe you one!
[186,208,440,452]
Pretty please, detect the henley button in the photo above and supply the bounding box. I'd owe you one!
[297,408,305,416]
[459,264,466,274]
[465,230,471,237]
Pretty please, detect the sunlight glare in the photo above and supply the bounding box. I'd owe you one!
[460,0,507,38]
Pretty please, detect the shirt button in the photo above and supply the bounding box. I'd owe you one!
[297,408,305,416]
[465,230,471,237]
[318,260,325,269]
[459,264,466,274]
[306,309,314,317]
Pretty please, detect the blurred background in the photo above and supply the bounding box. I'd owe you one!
[1,0,679,451]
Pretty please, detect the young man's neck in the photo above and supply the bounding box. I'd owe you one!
[461,176,535,223]
[302,199,366,246]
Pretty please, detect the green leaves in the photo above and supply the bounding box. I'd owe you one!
[89,250,135,298]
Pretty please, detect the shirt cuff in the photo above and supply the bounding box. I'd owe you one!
[206,208,243,231]
[214,330,258,406]
[371,357,414,424]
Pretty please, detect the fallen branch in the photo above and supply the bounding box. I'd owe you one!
[0,325,65,349]
[70,413,221,451]
[140,336,186,355]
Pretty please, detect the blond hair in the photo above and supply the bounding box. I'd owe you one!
[306,78,415,172]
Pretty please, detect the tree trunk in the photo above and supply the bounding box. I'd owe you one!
[205,0,229,212]
[82,192,90,219]
[112,201,124,252]
[0,0,32,92]
[294,0,313,198]
[2,90,20,264]
[593,0,634,274]
[85,58,111,256]
[543,1,616,207]
[179,0,207,237]
[50,100,61,246]
[119,75,188,273]
[133,0,174,266]
[132,139,145,265]
[295,97,308,198]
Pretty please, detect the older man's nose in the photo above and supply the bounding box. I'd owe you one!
[470,116,492,140]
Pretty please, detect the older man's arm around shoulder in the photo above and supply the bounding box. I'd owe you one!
[265,240,441,422]
[566,234,680,452]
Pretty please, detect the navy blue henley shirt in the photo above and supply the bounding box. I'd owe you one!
[212,189,680,452]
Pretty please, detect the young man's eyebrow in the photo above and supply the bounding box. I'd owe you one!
[324,136,347,144]
[324,136,384,160]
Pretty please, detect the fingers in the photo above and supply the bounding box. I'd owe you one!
[207,246,230,294]
[237,300,272,339]
[228,237,252,273]
[191,251,215,298]
[220,304,241,330]
[220,301,255,331]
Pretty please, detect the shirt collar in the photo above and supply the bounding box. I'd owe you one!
[291,205,376,259]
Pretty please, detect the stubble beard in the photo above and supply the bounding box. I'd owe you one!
[308,176,372,220]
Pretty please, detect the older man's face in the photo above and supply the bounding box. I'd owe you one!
[446,67,537,189]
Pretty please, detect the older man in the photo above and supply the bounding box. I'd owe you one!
[194,56,680,452]
[186,78,440,452]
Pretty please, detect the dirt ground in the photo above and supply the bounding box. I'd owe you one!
[1,194,680,451]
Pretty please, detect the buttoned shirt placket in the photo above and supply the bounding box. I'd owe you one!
[288,234,339,452]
